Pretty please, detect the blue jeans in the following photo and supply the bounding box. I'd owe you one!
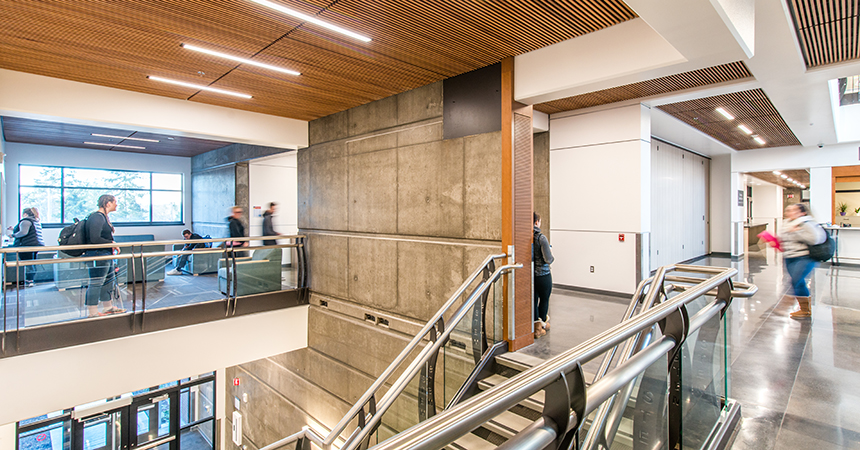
[785,256,816,297]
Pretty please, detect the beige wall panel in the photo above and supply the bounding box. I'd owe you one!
[464,131,503,240]
[308,233,349,298]
[348,237,399,310]
[348,149,398,233]
[397,140,465,237]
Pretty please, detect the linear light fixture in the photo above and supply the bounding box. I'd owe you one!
[738,124,753,135]
[780,174,788,179]
[772,170,781,175]
[248,0,371,42]
[754,136,766,145]
[84,142,146,150]
[148,76,252,99]
[91,133,159,143]
[715,107,734,120]
[181,44,301,76]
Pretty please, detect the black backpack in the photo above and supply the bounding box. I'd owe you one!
[58,218,88,256]
[807,226,835,262]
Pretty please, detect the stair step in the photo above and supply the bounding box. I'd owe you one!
[479,374,544,411]
[446,432,496,450]
[484,410,535,439]
[495,352,545,372]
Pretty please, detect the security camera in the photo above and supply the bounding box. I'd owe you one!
[818,143,824,148]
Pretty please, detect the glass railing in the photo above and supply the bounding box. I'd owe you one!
[0,235,307,355]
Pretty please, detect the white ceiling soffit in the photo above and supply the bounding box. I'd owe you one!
[651,108,735,157]
[515,0,752,105]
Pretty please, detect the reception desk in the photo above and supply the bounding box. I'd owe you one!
[823,226,860,265]
[745,222,769,249]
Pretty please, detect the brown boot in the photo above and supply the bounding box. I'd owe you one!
[534,321,546,339]
[790,296,811,319]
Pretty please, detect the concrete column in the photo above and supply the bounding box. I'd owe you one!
[549,104,651,295]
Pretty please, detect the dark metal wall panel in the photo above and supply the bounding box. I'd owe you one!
[443,64,502,140]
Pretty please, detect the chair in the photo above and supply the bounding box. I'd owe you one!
[172,244,219,275]
[218,248,282,296]
[114,235,167,283]
[4,251,56,285]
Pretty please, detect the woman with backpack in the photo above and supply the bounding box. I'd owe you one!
[84,194,125,317]
[533,212,554,339]
[8,207,45,286]
[777,203,826,319]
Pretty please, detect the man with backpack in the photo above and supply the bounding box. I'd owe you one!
[533,212,554,339]
[167,229,206,275]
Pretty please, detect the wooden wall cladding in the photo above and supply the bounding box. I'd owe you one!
[534,61,753,114]
[657,89,801,150]
[0,0,636,121]
[787,0,860,68]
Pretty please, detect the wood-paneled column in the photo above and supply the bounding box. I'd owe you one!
[501,57,535,351]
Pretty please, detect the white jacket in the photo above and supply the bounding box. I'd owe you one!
[778,215,826,258]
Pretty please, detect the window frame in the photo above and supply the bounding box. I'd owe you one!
[18,164,184,228]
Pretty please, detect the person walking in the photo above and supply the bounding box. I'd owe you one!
[167,229,205,275]
[262,202,281,246]
[227,206,248,257]
[8,207,45,286]
[777,203,825,319]
[533,212,554,338]
[85,194,125,317]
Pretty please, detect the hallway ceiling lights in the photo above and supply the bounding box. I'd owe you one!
[248,0,372,42]
[181,44,301,76]
[91,133,159,143]
[715,107,734,120]
[147,76,252,99]
[773,170,781,175]
[754,136,766,145]
[84,142,146,150]
[738,124,753,134]
[780,174,788,179]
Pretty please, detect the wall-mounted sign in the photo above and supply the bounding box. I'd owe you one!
[738,190,744,206]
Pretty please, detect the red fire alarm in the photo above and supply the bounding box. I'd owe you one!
[618,234,625,242]
[233,378,240,386]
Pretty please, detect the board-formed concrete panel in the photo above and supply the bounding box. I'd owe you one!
[349,95,398,137]
[308,139,347,162]
[534,131,550,240]
[348,237,398,311]
[272,348,375,405]
[397,240,465,321]
[348,132,398,156]
[397,141,465,237]
[397,120,443,148]
[297,149,310,229]
[308,233,349,298]
[309,156,348,230]
[464,131,503,240]
[348,149,398,233]
[397,81,443,125]
[309,109,348,145]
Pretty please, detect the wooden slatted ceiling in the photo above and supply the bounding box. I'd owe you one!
[748,169,810,188]
[1,117,234,157]
[657,89,801,150]
[0,0,637,121]
[534,62,753,114]
[787,0,860,68]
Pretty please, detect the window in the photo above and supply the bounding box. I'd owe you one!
[19,165,183,226]
[838,75,860,106]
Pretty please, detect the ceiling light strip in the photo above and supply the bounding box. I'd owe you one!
[738,124,752,135]
[181,44,300,76]
[84,142,146,150]
[248,0,371,42]
[754,136,766,145]
[91,133,159,143]
[715,107,734,120]
[148,76,252,99]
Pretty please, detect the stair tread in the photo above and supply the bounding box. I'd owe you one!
[484,410,536,439]
[479,374,545,409]
[495,352,546,371]
[447,432,496,450]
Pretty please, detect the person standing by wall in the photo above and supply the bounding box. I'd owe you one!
[777,203,825,319]
[262,202,281,246]
[8,207,45,286]
[227,206,249,257]
[85,194,125,317]
[533,212,554,339]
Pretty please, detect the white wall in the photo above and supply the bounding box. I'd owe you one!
[810,167,832,222]
[750,183,783,233]
[249,152,298,263]
[710,155,732,253]
[4,143,192,242]
[0,306,308,426]
[650,140,709,270]
[550,104,650,294]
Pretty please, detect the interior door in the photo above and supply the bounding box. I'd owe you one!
[131,393,177,450]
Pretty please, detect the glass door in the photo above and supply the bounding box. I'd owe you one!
[131,393,176,450]
[72,409,126,450]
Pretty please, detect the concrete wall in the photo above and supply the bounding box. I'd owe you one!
[191,164,247,238]
[228,81,503,447]
[534,131,550,239]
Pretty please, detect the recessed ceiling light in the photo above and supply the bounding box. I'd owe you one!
[738,124,753,135]
[84,142,146,150]
[787,177,794,182]
[248,0,372,42]
[753,136,766,145]
[91,133,159,143]
[780,174,788,179]
[715,107,734,120]
[801,185,806,189]
[181,44,301,76]
[148,76,252,99]
[773,170,781,175]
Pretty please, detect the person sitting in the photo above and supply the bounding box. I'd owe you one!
[167,229,205,275]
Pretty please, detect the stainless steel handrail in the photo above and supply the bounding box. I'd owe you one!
[0,234,305,254]
[321,253,508,448]
[371,264,740,450]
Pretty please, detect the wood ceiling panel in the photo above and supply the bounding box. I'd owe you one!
[657,89,801,150]
[2,117,234,157]
[534,61,753,114]
[748,169,810,188]
[0,0,636,121]
[787,0,860,67]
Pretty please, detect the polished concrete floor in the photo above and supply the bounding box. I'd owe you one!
[518,247,860,449]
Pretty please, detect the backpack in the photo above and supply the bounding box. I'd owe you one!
[202,234,212,248]
[58,218,88,256]
[807,225,835,262]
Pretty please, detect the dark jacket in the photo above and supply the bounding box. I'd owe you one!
[182,233,205,251]
[534,226,554,277]
[227,216,245,239]
[85,211,114,256]
[12,217,44,248]
[262,211,278,245]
